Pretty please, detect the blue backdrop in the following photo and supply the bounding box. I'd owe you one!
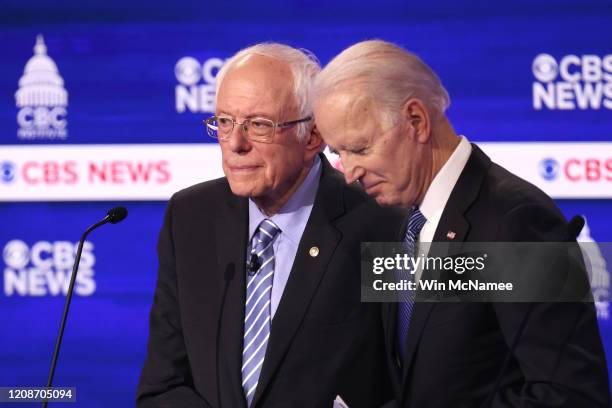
[1,1,611,406]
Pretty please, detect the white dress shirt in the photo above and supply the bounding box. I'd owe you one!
[415,136,472,280]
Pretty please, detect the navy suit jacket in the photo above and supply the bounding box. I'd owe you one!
[137,155,404,407]
[383,145,610,407]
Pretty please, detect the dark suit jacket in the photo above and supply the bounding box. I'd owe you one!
[137,155,404,408]
[383,145,610,407]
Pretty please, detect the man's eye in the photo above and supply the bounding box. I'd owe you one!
[250,119,273,129]
[218,117,232,126]
[351,147,367,155]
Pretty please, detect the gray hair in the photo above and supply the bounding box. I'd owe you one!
[313,40,450,128]
[215,42,321,142]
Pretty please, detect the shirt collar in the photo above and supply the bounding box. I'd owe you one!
[419,136,472,221]
[249,155,322,245]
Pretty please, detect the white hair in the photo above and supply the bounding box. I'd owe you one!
[215,42,321,142]
[313,40,450,128]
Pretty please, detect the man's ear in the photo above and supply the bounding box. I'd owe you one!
[401,99,431,144]
[306,124,323,153]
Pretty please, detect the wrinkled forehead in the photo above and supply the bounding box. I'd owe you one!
[234,53,293,79]
[217,55,297,116]
[316,88,379,131]
[315,90,382,150]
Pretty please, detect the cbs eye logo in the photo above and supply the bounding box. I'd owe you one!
[1,161,17,183]
[539,158,559,181]
[175,56,226,86]
[175,57,202,86]
[3,239,29,269]
[532,54,559,83]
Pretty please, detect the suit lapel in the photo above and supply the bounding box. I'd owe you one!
[431,144,489,244]
[382,215,409,390]
[400,144,491,397]
[251,156,345,407]
[215,187,249,408]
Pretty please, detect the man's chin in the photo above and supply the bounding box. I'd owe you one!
[373,193,405,208]
[373,194,394,207]
[227,181,258,198]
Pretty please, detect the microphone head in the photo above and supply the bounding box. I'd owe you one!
[567,215,585,240]
[107,206,128,224]
[247,254,261,275]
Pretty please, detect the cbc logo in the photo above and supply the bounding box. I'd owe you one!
[539,158,559,181]
[175,56,227,114]
[17,107,67,129]
[16,36,69,140]
[1,161,17,183]
[532,53,612,110]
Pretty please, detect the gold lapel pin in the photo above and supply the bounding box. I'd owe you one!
[446,231,456,240]
[309,246,319,257]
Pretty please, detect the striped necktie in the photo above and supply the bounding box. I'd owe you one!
[242,218,281,406]
[397,207,427,362]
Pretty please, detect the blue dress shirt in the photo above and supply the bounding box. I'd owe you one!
[247,155,322,318]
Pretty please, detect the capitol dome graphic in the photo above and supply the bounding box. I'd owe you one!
[15,35,68,140]
[15,35,67,107]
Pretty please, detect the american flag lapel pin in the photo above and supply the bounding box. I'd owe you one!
[446,230,456,240]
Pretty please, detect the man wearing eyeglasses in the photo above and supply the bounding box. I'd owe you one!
[137,43,402,408]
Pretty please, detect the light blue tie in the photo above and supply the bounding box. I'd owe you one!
[242,219,280,406]
[397,207,427,362]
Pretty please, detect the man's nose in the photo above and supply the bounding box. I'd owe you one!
[226,123,251,152]
[342,158,364,185]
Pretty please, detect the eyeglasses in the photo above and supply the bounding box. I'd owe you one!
[204,115,312,143]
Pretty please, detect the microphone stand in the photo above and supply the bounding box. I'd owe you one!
[42,207,127,408]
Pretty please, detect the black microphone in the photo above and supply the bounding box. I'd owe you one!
[482,214,586,408]
[566,215,585,241]
[42,206,128,408]
[247,253,261,275]
[106,206,128,224]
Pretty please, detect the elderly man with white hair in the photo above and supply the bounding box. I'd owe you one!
[313,40,610,407]
[137,43,403,408]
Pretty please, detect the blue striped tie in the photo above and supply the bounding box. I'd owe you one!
[397,207,427,362]
[242,219,280,406]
